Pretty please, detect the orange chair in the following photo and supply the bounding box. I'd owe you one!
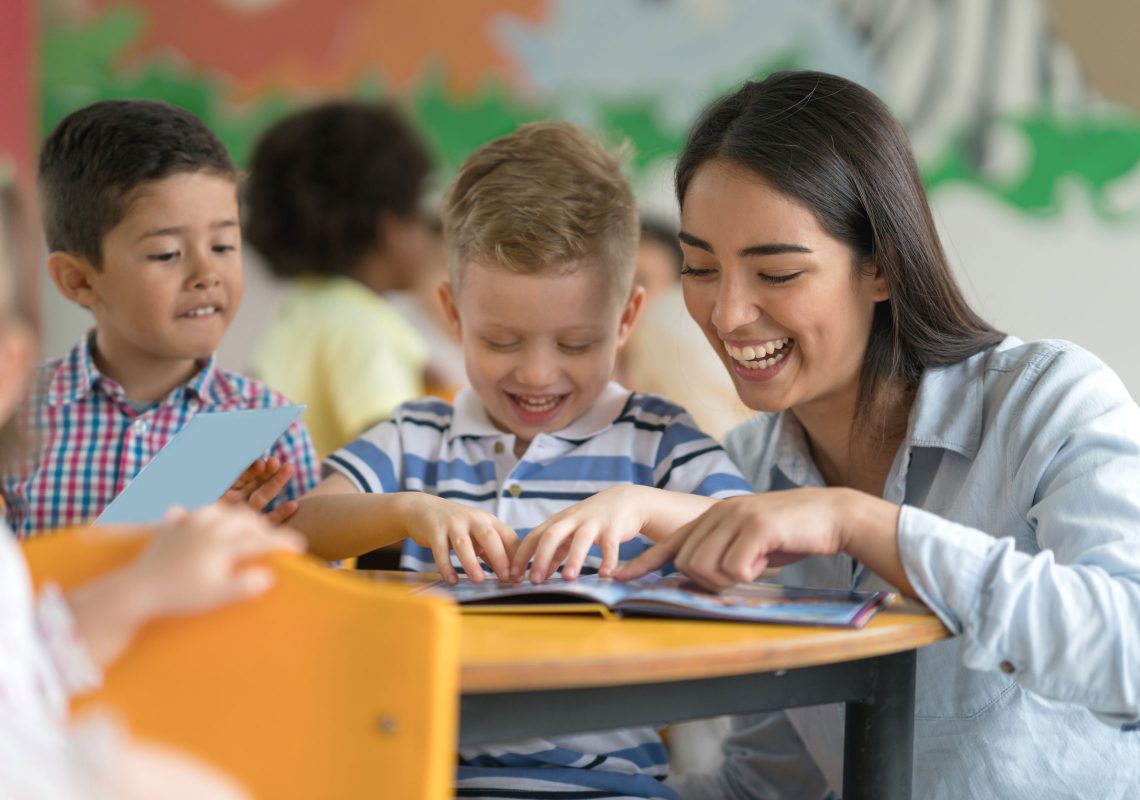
[22,528,460,800]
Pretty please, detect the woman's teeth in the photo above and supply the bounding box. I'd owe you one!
[724,337,791,369]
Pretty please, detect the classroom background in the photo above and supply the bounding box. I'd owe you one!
[2,0,1139,397]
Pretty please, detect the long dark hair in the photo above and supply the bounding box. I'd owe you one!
[677,70,1003,425]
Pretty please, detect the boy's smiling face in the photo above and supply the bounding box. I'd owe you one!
[57,171,243,392]
[441,262,643,456]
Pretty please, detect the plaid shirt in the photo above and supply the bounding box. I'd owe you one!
[2,332,319,538]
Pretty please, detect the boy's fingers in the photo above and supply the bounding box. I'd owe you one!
[509,532,540,580]
[264,500,298,526]
[614,526,685,580]
[472,527,511,580]
[597,536,620,578]
[527,524,570,584]
[451,533,485,583]
[496,523,521,559]
[430,541,458,585]
[561,528,598,580]
[247,463,295,510]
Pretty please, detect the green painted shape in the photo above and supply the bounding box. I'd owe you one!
[410,67,549,173]
[923,113,1140,221]
[43,10,1140,224]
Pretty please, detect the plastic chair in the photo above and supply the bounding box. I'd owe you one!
[22,527,460,800]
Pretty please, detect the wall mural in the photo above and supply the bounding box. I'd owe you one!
[35,0,1140,394]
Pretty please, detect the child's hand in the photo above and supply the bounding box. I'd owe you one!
[125,503,306,620]
[510,486,649,584]
[223,456,297,524]
[399,494,519,585]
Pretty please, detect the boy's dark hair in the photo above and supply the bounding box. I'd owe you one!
[38,99,236,268]
[243,101,433,279]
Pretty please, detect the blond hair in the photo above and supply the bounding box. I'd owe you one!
[442,121,638,297]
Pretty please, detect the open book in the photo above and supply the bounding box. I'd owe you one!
[426,573,893,628]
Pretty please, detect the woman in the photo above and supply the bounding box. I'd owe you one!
[617,71,1140,799]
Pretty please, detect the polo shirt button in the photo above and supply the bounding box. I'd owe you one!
[188,399,200,412]
[133,418,149,434]
[508,484,522,497]
[999,660,1016,675]
[494,442,504,454]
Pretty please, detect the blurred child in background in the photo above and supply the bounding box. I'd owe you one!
[245,101,436,458]
[385,215,467,401]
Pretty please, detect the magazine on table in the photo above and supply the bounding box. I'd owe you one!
[422,572,893,628]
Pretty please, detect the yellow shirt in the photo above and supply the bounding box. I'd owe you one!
[252,276,427,458]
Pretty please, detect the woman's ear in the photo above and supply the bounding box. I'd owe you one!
[616,284,647,347]
[47,252,99,309]
[867,260,890,303]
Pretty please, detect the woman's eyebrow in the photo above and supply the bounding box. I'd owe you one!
[679,230,813,257]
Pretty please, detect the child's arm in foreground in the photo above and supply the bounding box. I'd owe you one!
[510,485,719,582]
[66,503,305,668]
[288,474,519,583]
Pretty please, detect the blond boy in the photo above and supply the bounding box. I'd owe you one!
[291,122,751,798]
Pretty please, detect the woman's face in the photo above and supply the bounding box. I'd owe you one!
[679,159,888,419]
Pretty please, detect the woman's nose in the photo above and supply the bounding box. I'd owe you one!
[710,274,760,335]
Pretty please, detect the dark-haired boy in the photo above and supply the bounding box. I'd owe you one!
[2,99,318,536]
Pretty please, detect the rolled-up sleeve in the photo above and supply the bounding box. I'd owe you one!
[898,346,1140,727]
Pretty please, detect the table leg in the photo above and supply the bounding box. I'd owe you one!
[842,649,916,800]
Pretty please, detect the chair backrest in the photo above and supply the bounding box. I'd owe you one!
[22,528,459,800]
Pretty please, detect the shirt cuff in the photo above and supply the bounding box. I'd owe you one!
[896,505,997,636]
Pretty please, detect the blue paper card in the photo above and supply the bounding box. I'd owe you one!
[95,405,304,525]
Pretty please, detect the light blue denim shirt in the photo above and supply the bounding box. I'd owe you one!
[671,338,1140,800]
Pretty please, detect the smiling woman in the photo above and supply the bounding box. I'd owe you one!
[617,70,1140,799]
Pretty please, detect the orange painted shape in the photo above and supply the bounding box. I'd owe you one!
[90,0,548,100]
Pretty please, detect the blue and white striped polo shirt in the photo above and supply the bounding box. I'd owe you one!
[325,381,752,799]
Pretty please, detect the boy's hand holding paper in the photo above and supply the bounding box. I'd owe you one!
[223,455,298,524]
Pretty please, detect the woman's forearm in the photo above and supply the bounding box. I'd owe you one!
[837,489,916,596]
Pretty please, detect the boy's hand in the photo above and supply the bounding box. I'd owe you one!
[125,504,307,620]
[223,456,297,524]
[511,486,649,584]
[399,494,519,585]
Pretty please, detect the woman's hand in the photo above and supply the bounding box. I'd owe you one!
[510,486,650,583]
[399,494,519,584]
[616,488,909,593]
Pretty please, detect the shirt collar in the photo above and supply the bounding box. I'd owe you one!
[771,412,826,488]
[45,330,216,408]
[447,381,633,443]
[767,342,996,487]
[905,347,990,460]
